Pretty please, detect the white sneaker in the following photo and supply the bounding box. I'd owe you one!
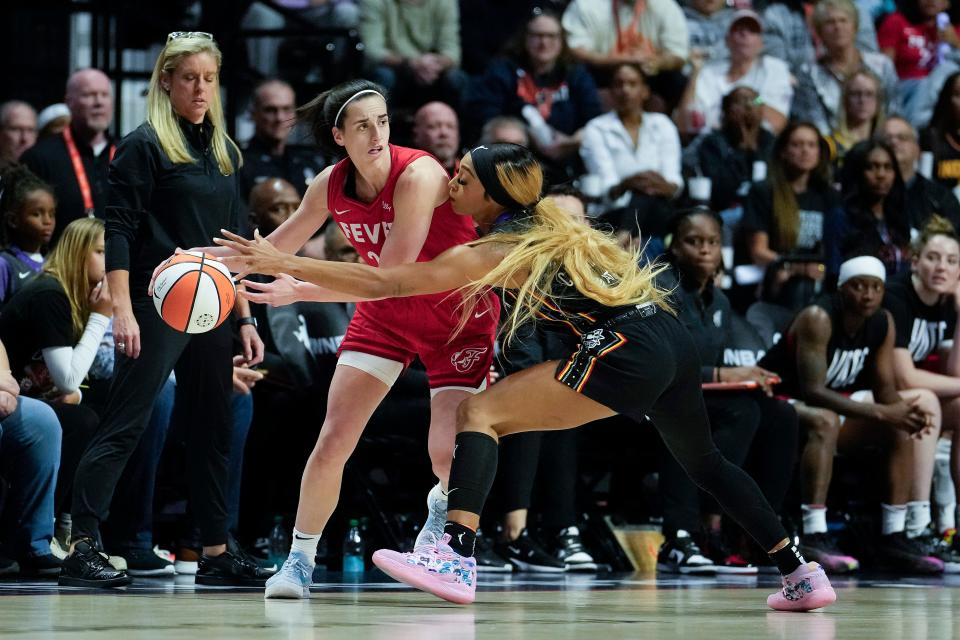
[174,559,198,575]
[264,551,314,599]
[413,483,447,549]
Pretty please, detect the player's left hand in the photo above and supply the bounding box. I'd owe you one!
[215,229,287,280]
[238,322,265,366]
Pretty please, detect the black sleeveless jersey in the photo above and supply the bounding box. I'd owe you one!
[490,212,638,336]
[759,294,889,396]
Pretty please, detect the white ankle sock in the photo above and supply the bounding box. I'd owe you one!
[290,528,321,559]
[881,504,907,536]
[801,504,828,535]
[906,501,932,538]
[936,502,956,532]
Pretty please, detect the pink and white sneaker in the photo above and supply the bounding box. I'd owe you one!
[767,562,837,612]
[372,533,477,605]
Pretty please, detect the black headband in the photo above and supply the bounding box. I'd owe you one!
[470,145,526,211]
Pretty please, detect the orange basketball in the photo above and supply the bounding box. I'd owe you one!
[152,251,236,333]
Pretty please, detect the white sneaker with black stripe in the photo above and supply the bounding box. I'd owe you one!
[656,530,717,575]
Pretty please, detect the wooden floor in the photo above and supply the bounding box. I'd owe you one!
[1,572,958,639]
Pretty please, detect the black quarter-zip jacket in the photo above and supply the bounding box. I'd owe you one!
[104,118,241,299]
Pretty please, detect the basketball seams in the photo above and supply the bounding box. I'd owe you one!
[160,267,202,332]
[155,252,237,333]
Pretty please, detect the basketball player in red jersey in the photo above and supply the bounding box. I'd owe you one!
[163,79,498,598]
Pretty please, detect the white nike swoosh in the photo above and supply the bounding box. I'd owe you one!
[18,272,30,279]
[334,209,350,216]
[474,309,490,319]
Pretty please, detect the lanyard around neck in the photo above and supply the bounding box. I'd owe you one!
[62,127,116,216]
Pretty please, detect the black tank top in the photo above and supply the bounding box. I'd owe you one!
[490,212,636,336]
[760,295,889,396]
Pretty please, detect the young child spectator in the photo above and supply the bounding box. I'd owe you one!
[0,218,107,517]
[882,216,960,566]
[791,0,900,137]
[464,10,602,175]
[921,71,960,192]
[679,10,793,137]
[824,69,887,166]
[562,0,689,110]
[0,164,55,308]
[879,115,960,231]
[579,63,682,243]
[839,140,912,276]
[759,255,945,574]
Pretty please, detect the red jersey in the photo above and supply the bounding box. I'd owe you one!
[327,144,499,390]
[327,144,477,266]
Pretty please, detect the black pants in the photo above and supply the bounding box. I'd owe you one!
[496,429,578,530]
[48,402,99,513]
[660,392,799,540]
[71,297,234,547]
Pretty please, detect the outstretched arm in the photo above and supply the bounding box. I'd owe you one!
[217,230,510,301]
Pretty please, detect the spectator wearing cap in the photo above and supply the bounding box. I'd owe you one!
[21,69,115,243]
[684,0,735,66]
[762,0,878,76]
[239,79,327,207]
[36,104,71,139]
[678,10,793,137]
[0,101,37,171]
[412,101,461,175]
[791,0,900,137]
[562,0,689,111]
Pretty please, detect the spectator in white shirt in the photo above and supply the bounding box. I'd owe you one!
[562,0,690,110]
[580,62,682,242]
[679,10,793,137]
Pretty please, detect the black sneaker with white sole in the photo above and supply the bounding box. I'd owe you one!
[495,529,566,572]
[656,530,717,575]
[195,550,272,586]
[124,548,175,576]
[474,531,513,573]
[550,526,598,572]
[58,539,131,588]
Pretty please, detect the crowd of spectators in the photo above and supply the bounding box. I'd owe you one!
[3,0,960,580]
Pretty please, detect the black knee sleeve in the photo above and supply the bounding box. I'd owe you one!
[447,431,499,515]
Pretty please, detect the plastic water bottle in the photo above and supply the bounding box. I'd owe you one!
[342,519,365,573]
[268,515,289,567]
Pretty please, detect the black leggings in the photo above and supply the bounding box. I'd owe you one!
[496,429,578,530]
[71,297,234,547]
[660,392,799,539]
[612,312,789,552]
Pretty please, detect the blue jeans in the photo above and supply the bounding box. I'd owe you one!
[0,397,61,558]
